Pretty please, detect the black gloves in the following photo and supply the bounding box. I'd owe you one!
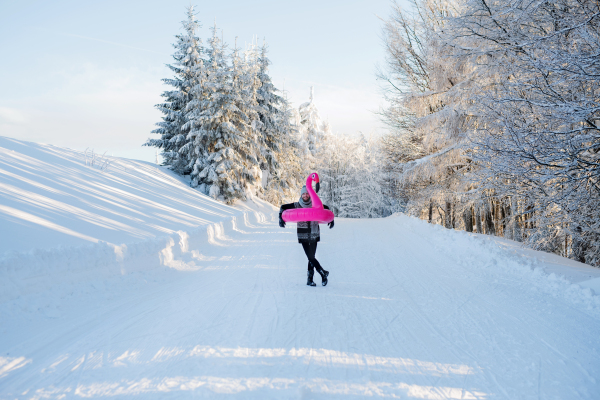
[315,182,320,193]
[279,213,286,228]
[328,220,334,229]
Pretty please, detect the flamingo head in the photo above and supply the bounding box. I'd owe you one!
[310,172,319,183]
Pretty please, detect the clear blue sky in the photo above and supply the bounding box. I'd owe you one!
[0,0,403,162]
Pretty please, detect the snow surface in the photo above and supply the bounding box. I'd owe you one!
[1,137,600,399]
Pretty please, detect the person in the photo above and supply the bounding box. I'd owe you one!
[279,182,334,286]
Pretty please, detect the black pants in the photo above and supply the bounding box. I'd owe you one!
[301,241,322,273]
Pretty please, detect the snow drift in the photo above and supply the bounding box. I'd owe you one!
[0,136,276,308]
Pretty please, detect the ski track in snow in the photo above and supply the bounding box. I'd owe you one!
[1,138,600,399]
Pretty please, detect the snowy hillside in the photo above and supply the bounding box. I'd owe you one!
[1,137,600,399]
[0,136,276,254]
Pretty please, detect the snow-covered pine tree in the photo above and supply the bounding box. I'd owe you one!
[254,44,280,175]
[185,24,260,203]
[298,87,327,161]
[230,38,263,196]
[145,6,203,174]
[254,43,304,204]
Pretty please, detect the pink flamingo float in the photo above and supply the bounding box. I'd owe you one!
[282,172,335,224]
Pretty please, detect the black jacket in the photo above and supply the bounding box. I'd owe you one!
[279,203,331,243]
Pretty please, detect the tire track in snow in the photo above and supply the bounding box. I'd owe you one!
[357,219,511,398]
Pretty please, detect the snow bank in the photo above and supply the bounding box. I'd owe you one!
[0,136,245,254]
[391,213,600,319]
[1,205,276,315]
[0,136,276,312]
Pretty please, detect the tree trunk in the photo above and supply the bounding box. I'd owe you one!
[428,200,433,224]
[500,201,507,238]
[494,200,501,237]
[524,205,533,233]
[503,201,512,240]
[511,197,521,241]
[572,227,587,263]
[485,202,496,236]
[445,201,452,229]
[463,206,473,232]
[475,207,482,234]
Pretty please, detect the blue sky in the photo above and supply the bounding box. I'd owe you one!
[0,0,403,162]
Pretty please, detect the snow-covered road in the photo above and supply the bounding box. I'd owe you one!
[1,138,599,399]
[2,211,599,399]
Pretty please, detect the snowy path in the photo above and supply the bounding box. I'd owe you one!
[2,212,599,399]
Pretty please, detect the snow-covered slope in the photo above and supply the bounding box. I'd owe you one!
[0,136,275,254]
[1,137,600,399]
[0,136,276,310]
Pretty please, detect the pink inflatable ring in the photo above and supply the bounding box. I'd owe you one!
[282,173,335,224]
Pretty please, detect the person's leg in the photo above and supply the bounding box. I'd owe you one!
[312,242,329,286]
[301,242,315,273]
[301,242,317,286]
[305,242,322,270]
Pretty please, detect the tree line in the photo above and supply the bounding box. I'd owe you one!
[146,6,303,204]
[146,6,390,218]
[378,0,600,266]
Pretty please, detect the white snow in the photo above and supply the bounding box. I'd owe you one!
[1,137,599,399]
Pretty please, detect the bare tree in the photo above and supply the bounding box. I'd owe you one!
[449,0,600,264]
[379,0,476,230]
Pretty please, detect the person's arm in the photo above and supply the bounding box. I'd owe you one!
[280,203,295,212]
[279,203,295,227]
[324,205,334,229]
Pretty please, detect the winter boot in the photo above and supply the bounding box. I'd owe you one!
[316,267,329,286]
[307,270,316,287]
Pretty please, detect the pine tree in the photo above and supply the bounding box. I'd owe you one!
[298,87,326,159]
[185,24,259,203]
[230,39,263,193]
[254,44,282,171]
[145,6,203,174]
[253,43,304,203]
